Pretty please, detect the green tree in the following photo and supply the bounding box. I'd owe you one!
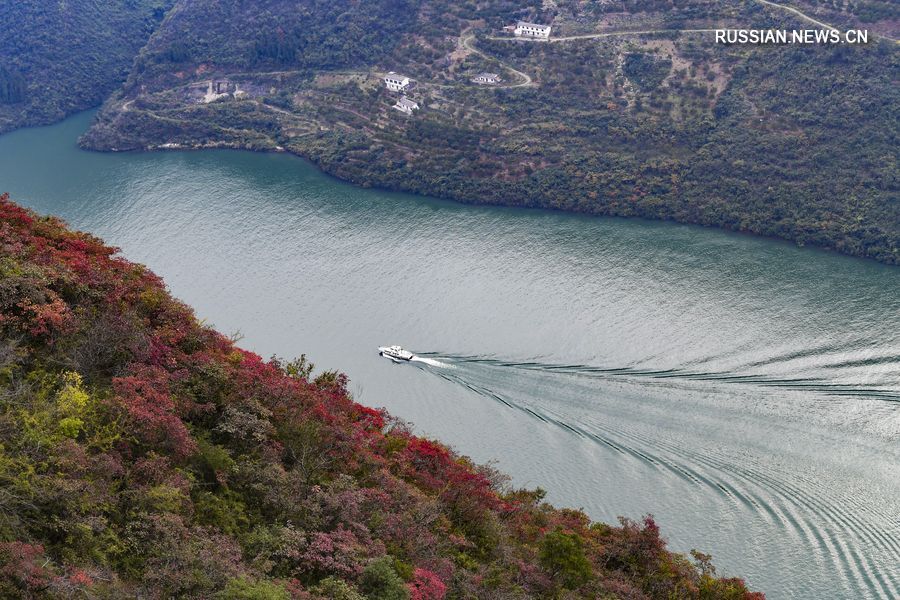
[218,577,290,600]
[359,556,410,600]
[0,67,25,104]
[539,529,593,589]
[311,577,365,600]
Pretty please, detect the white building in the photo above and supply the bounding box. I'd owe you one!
[393,96,419,115]
[472,72,502,85]
[202,79,248,103]
[203,80,230,103]
[384,72,411,92]
[514,22,552,39]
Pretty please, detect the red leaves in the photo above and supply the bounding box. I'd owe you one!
[400,437,454,492]
[354,405,386,428]
[67,569,94,588]
[0,194,35,226]
[409,567,447,600]
[0,542,99,596]
[399,437,499,521]
[298,528,365,579]
[13,295,72,337]
[112,367,197,459]
[404,438,451,469]
[0,542,54,593]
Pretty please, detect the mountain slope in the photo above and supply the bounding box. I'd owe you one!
[0,193,762,598]
[81,0,899,264]
[0,0,172,134]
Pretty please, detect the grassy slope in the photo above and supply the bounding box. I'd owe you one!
[81,0,899,264]
[0,194,763,598]
[0,0,172,134]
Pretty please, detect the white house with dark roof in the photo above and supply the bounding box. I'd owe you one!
[384,72,411,92]
[393,96,419,115]
[514,22,552,39]
[472,73,502,85]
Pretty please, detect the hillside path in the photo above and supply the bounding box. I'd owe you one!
[461,32,534,88]
[487,1,896,44]
[488,28,719,42]
[754,0,839,31]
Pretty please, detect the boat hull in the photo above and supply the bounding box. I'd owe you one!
[378,346,415,361]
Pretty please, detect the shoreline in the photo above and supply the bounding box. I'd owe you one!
[2,106,895,268]
[82,132,900,268]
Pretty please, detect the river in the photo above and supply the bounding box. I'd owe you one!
[0,111,898,598]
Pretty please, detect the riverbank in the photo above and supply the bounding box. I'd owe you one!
[77,13,899,267]
[3,111,899,598]
[80,92,900,267]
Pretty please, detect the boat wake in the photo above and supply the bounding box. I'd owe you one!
[415,352,900,403]
[411,356,451,368]
[409,350,900,600]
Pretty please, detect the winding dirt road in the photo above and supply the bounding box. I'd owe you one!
[488,28,719,43]
[461,33,534,88]
[486,0,897,45]
[754,0,839,31]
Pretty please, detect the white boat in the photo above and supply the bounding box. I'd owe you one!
[379,345,415,361]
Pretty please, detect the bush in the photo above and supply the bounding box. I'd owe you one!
[540,529,593,589]
[311,577,365,600]
[359,557,410,600]
[218,577,290,600]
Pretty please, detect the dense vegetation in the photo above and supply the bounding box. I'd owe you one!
[793,0,898,32]
[135,0,415,73]
[0,0,172,134]
[119,0,541,95]
[80,0,899,264]
[2,0,895,263]
[0,67,26,105]
[0,194,763,598]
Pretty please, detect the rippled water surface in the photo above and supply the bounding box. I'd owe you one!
[1,112,898,599]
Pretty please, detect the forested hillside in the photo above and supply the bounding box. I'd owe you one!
[0,1,172,134]
[0,194,763,598]
[81,0,899,264]
[1,0,896,263]
[789,0,898,37]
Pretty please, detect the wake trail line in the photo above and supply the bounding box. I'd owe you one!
[417,353,900,402]
[411,356,451,368]
[412,353,900,598]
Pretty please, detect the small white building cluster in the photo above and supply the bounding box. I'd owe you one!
[384,72,420,116]
[202,80,248,103]
[379,16,550,119]
[471,73,502,85]
[514,21,552,39]
[393,96,419,115]
[384,72,412,92]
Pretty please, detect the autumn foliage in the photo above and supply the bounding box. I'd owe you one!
[0,194,764,598]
